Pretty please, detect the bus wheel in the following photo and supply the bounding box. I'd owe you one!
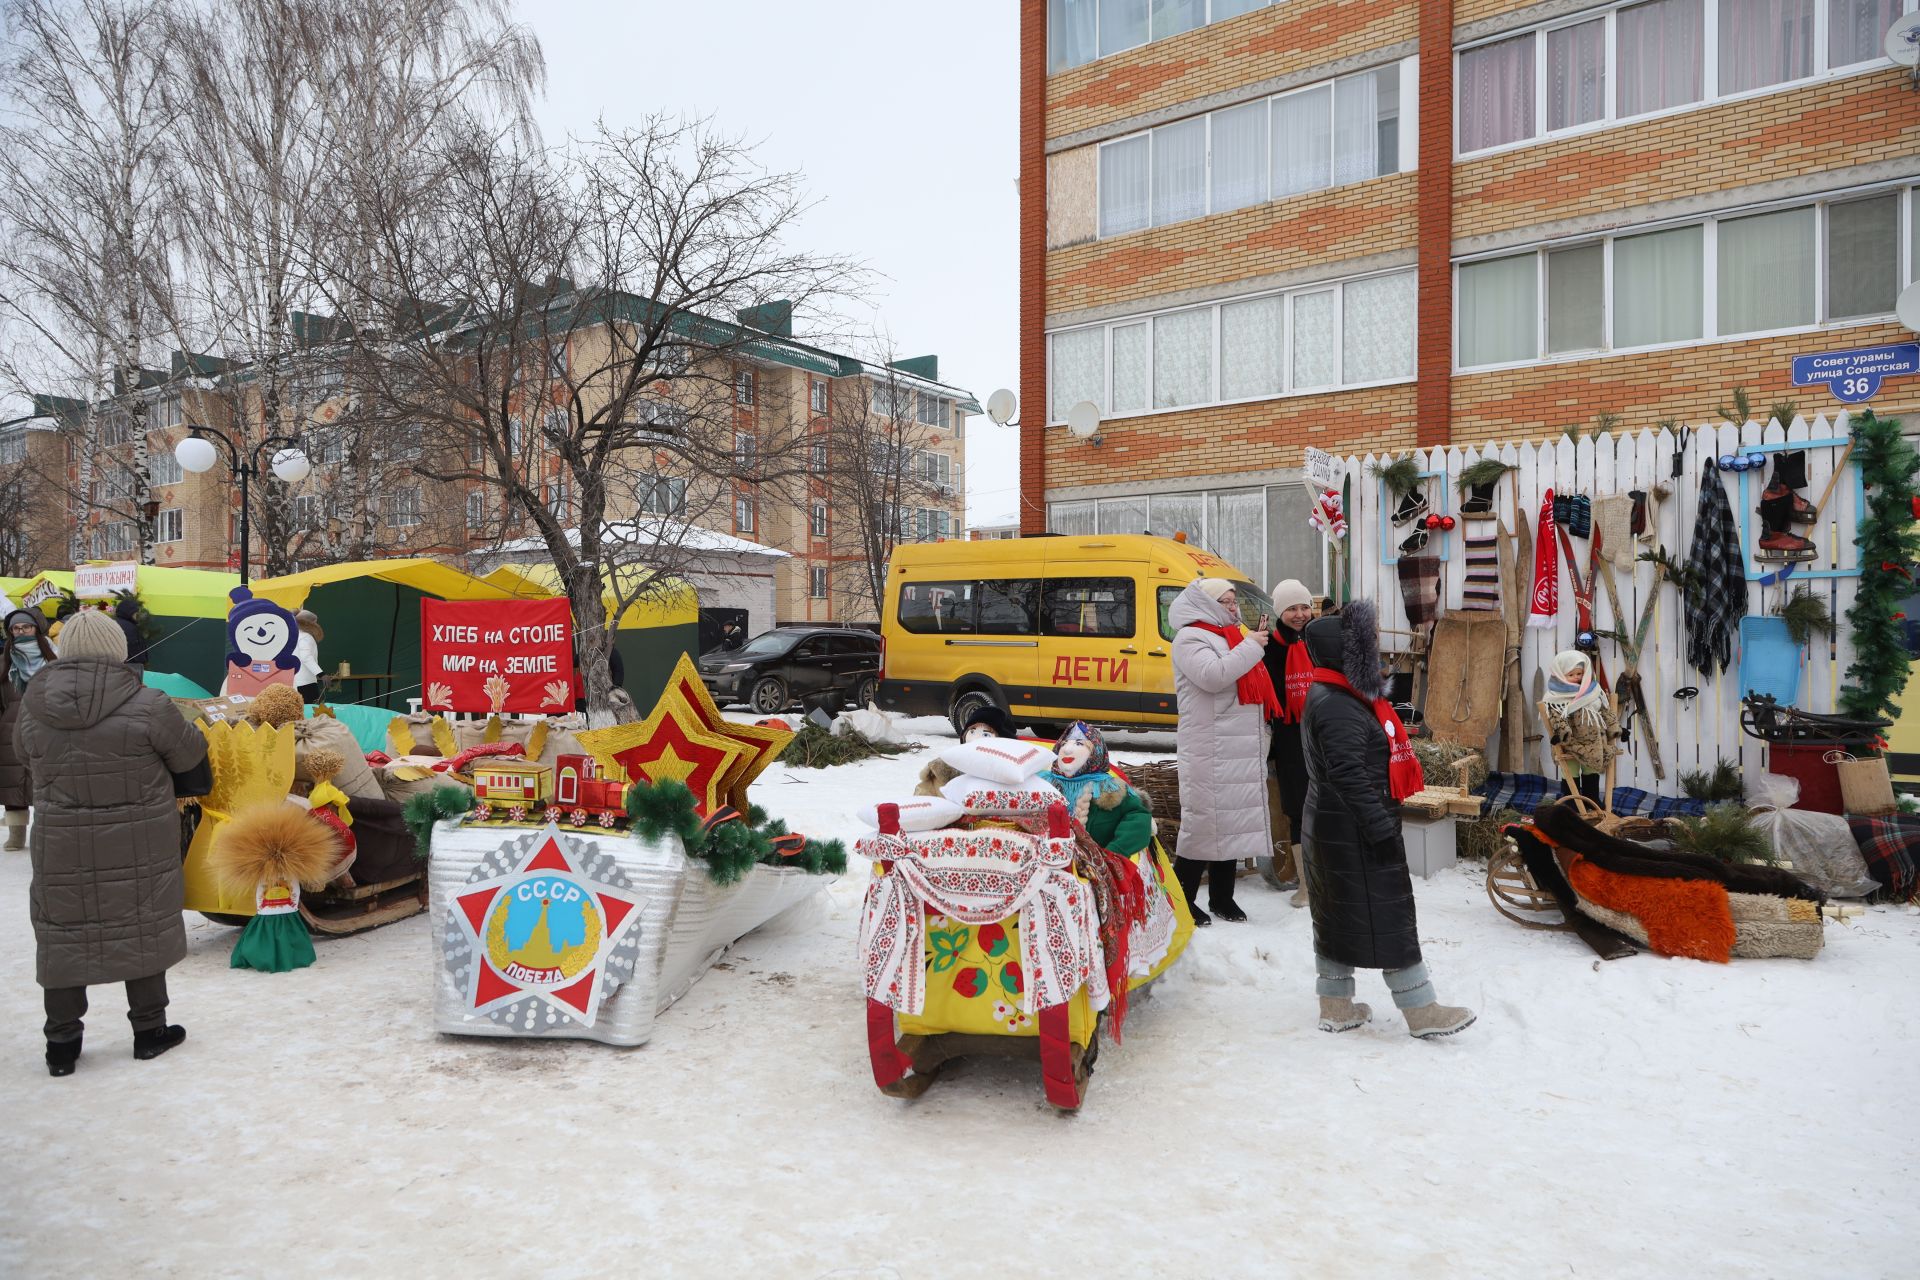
[947,687,1001,738]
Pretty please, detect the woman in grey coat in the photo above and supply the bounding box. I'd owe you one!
[15,609,210,1076]
[1168,577,1274,924]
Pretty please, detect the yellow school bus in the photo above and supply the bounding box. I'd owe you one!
[878,534,1272,733]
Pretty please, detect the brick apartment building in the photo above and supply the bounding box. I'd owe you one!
[1020,0,1920,590]
[3,306,976,627]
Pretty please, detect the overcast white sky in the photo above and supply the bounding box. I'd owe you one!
[526,1,1023,528]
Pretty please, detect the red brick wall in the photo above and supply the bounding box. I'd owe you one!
[1451,320,1920,445]
[1021,0,1049,534]
[1044,384,1419,490]
[1455,70,1920,240]
[1416,0,1455,447]
[1045,173,1418,316]
[1044,0,1415,140]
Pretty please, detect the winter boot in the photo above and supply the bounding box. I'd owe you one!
[1289,845,1309,909]
[45,1037,80,1078]
[3,810,24,851]
[1391,486,1428,527]
[132,1025,186,1060]
[1404,1004,1477,1039]
[1460,480,1497,519]
[1761,450,1817,525]
[1318,998,1372,1033]
[1173,857,1211,928]
[1208,860,1247,923]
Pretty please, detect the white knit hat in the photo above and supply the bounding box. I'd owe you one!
[56,608,128,663]
[1270,579,1312,614]
[1196,578,1236,602]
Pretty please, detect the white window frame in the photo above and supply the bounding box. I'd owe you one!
[1452,182,1916,372]
[1049,0,1276,74]
[389,487,423,528]
[811,500,829,538]
[1456,0,1920,159]
[735,369,755,407]
[156,507,184,543]
[466,489,486,530]
[811,379,829,414]
[735,492,755,533]
[1095,57,1416,241]
[1045,267,1418,424]
[809,565,828,599]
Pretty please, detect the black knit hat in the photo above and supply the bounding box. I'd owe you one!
[962,703,1018,740]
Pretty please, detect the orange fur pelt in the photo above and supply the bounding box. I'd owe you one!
[208,801,343,897]
[1565,853,1736,963]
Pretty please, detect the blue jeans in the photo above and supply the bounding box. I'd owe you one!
[1315,952,1436,1010]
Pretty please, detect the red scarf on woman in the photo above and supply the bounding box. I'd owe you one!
[1309,667,1425,800]
[1273,631,1312,724]
[1188,622,1282,718]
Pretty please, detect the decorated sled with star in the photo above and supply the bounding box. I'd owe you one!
[856,797,1147,1112]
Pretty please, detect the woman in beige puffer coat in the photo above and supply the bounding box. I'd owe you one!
[1169,578,1272,924]
[15,609,210,1077]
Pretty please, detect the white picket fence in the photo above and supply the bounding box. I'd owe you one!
[1336,415,1864,793]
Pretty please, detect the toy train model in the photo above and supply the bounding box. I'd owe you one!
[470,753,633,828]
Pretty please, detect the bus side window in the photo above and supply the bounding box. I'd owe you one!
[1042,578,1134,638]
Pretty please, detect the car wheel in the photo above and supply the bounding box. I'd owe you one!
[948,687,1001,737]
[750,675,789,715]
[850,675,878,709]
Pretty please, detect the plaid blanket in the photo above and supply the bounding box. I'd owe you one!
[1397,554,1443,630]
[1477,772,1554,814]
[1847,815,1919,903]
[1684,467,1745,676]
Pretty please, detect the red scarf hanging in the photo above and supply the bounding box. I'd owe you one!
[1309,667,1425,800]
[1273,633,1313,724]
[1528,487,1559,630]
[1188,621,1283,718]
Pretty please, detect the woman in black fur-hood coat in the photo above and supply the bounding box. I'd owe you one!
[1300,601,1421,970]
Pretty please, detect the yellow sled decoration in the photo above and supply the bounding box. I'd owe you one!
[183,720,297,917]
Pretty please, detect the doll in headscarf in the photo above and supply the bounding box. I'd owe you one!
[1038,722,1150,854]
[1540,650,1618,799]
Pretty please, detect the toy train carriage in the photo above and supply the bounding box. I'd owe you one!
[856,801,1110,1112]
[471,754,631,828]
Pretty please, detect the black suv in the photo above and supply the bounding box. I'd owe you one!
[698,626,881,715]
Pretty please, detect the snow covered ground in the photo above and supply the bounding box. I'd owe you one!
[1,716,1915,1279]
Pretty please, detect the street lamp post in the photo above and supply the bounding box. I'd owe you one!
[174,426,313,585]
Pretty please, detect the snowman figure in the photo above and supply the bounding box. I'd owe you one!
[221,587,302,698]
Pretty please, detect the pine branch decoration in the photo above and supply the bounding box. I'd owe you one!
[1456,458,1515,492]
[1840,412,1920,720]
[1669,803,1770,865]
[1368,455,1422,498]
[1774,588,1834,647]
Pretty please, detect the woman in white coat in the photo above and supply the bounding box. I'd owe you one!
[1168,578,1276,924]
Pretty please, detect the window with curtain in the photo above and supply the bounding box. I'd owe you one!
[1547,19,1607,131]
[1720,0,1815,94]
[1718,206,1815,334]
[1614,225,1704,346]
[1292,290,1337,388]
[1210,100,1268,213]
[1459,33,1535,153]
[1050,501,1097,535]
[1149,492,1204,540]
[1206,490,1266,585]
[1111,322,1149,413]
[1547,244,1606,353]
[1617,0,1704,117]
[1342,273,1416,383]
[1151,0,1204,39]
[1271,84,1333,197]
[1049,0,1098,71]
[1830,0,1904,65]
[1827,194,1898,319]
[1098,494,1150,534]
[1100,0,1149,56]
[1220,296,1282,399]
[1332,72,1380,186]
[1099,135,1150,236]
[1458,255,1539,367]
[1050,327,1106,420]
[1151,117,1207,226]
[1153,308,1212,408]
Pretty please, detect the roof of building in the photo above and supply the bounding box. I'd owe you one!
[491,519,793,560]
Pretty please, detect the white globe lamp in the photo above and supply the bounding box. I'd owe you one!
[174,435,219,474]
[271,447,312,484]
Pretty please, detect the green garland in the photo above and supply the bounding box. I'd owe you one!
[1839,412,1920,721]
[624,777,846,885]
[405,783,476,860]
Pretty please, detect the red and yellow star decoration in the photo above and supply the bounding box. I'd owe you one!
[576,654,793,813]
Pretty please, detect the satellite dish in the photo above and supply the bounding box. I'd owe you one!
[1899,281,1920,335]
[1066,400,1101,439]
[1888,12,1920,66]
[985,388,1017,425]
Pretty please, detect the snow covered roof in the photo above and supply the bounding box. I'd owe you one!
[491,519,792,560]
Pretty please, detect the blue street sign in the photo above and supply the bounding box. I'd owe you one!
[1791,343,1920,404]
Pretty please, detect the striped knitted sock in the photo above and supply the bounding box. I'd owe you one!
[1462,530,1501,611]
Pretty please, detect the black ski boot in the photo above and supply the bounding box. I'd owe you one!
[1756,489,1817,562]
[1762,450,1817,525]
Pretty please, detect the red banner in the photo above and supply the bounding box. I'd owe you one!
[421,599,578,715]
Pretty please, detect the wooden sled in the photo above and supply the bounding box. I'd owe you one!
[300,873,426,935]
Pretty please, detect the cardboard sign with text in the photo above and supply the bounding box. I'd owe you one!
[75,561,139,599]
[421,599,578,715]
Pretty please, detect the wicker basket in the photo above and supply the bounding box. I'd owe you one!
[1126,760,1182,846]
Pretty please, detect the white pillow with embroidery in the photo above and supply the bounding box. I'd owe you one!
[856,795,965,833]
[941,777,1064,814]
[939,738,1055,785]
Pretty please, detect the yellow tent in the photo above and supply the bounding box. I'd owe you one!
[13,565,239,619]
[480,561,699,629]
[251,556,537,612]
